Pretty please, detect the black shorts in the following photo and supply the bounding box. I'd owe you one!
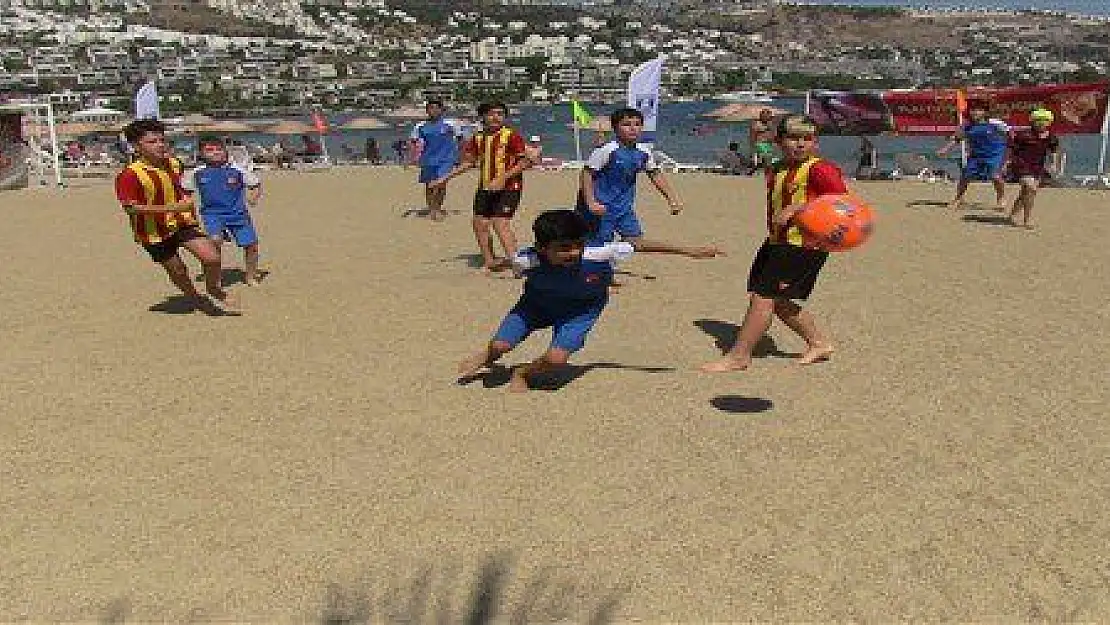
[473,189,521,218]
[747,239,829,300]
[141,225,204,263]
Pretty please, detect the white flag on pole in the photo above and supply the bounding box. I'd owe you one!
[134,80,160,120]
[627,56,665,143]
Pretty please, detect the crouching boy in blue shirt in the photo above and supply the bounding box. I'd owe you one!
[459,209,688,392]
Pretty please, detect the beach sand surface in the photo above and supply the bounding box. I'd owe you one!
[2,167,1109,622]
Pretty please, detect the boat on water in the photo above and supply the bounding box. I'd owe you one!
[714,90,775,103]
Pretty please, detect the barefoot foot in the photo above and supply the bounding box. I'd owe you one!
[508,370,531,392]
[699,356,751,373]
[458,351,492,377]
[798,343,834,365]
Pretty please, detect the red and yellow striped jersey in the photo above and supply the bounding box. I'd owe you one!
[115,157,199,245]
[463,126,527,192]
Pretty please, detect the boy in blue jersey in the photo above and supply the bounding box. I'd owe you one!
[576,107,720,262]
[409,99,462,222]
[184,136,264,286]
[937,99,1010,211]
[459,209,686,392]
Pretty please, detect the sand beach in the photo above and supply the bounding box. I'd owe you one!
[1,167,1109,622]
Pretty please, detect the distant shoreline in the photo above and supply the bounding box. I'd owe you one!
[786,1,1110,19]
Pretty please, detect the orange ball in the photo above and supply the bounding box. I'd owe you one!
[794,193,875,252]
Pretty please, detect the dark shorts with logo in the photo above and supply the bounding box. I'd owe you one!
[747,239,829,300]
[142,225,205,264]
[473,189,521,218]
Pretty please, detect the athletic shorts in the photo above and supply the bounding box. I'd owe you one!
[747,239,829,301]
[493,298,607,353]
[141,225,205,264]
[963,156,1004,182]
[473,189,521,218]
[201,211,258,247]
[577,205,642,246]
[419,162,454,184]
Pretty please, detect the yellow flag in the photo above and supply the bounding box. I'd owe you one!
[571,100,593,127]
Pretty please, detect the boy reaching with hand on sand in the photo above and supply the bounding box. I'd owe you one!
[701,114,841,373]
[114,119,239,314]
[459,209,690,392]
[576,107,720,265]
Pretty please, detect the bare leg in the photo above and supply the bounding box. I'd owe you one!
[773,299,834,364]
[491,216,518,260]
[627,236,721,259]
[1012,179,1038,228]
[458,340,512,377]
[992,177,1007,210]
[471,215,497,269]
[949,177,970,210]
[243,243,261,285]
[426,184,447,221]
[159,254,203,299]
[510,347,570,392]
[182,237,240,312]
[699,294,774,372]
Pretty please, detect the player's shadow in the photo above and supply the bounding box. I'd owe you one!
[148,294,232,316]
[906,199,950,208]
[710,395,774,414]
[402,207,463,218]
[193,268,268,286]
[693,319,799,358]
[961,213,1015,227]
[614,269,657,282]
[458,362,675,391]
[443,253,487,269]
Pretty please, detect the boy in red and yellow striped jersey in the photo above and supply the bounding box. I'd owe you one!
[432,101,540,273]
[701,114,840,373]
[115,119,239,314]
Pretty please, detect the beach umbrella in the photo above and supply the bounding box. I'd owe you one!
[180,113,215,127]
[54,121,121,138]
[263,120,317,135]
[564,117,612,132]
[340,116,389,130]
[386,104,428,119]
[703,103,788,122]
[196,119,254,133]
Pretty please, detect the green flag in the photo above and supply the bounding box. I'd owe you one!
[571,100,593,127]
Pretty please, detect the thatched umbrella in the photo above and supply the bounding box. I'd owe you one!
[54,121,121,138]
[703,103,788,122]
[180,113,215,127]
[196,119,255,133]
[340,116,389,130]
[565,117,612,132]
[383,105,427,121]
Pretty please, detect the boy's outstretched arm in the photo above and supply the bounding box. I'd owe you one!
[646,170,684,214]
[430,154,476,188]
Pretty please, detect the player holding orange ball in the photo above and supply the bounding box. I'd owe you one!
[701,114,848,373]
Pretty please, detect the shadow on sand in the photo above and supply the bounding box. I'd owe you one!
[693,319,799,358]
[961,213,1017,227]
[709,395,774,414]
[458,362,675,392]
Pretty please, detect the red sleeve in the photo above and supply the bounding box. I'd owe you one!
[115,169,143,206]
[807,160,848,196]
[507,131,526,156]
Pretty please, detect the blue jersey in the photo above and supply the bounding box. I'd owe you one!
[577,141,659,217]
[962,120,1009,160]
[513,242,634,308]
[411,117,461,168]
[184,163,258,216]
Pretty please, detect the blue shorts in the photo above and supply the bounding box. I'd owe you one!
[962,156,1004,182]
[492,298,607,353]
[202,211,258,247]
[419,162,454,184]
[577,206,642,246]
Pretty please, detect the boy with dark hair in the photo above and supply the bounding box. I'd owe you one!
[432,100,539,272]
[114,119,238,313]
[576,107,719,261]
[701,114,841,373]
[937,99,1010,210]
[459,209,688,392]
[183,135,264,286]
[410,99,462,221]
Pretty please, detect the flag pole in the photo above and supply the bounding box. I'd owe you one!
[574,122,582,163]
[1098,91,1109,175]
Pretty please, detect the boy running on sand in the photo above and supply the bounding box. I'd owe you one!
[114,119,238,313]
[575,107,720,262]
[183,136,265,286]
[459,209,692,392]
[1006,108,1060,229]
[937,99,1010,211]
[432,101,538,272]
[701,114,840,373]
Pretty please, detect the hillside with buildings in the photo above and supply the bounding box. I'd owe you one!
[1,0,1107,116]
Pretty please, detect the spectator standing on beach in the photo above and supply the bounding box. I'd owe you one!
[364,137,381,164]
[409,99,463,222]
[748,108,777,174]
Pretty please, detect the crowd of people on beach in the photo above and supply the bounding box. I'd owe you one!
[111,93,1062,391]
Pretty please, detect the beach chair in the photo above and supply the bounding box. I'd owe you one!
[653,149,703,173]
